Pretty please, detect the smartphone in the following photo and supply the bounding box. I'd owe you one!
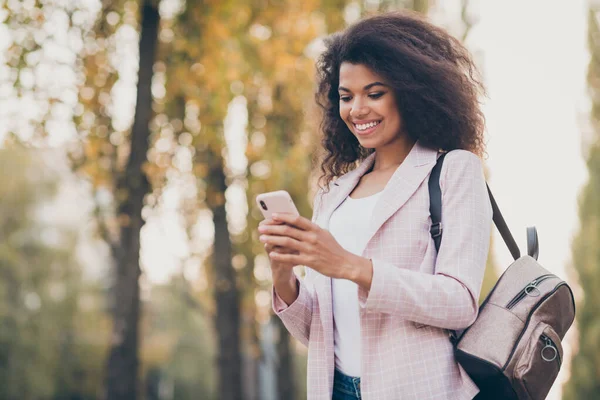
[256,190,300,220]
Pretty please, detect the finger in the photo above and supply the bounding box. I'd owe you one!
[272,213,315,231]
[259,218,285,226]
[259,218,275,226]
[261,235,302,250]
[274,246,299,255]
[258,223,311,242]
[269,251,304,265]
[265,243,283,254]
[260,234,304,251]
[265,244,298,254]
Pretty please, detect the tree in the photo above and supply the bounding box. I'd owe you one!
[1,0,163,397]
[91,2,161,399]
[563,6,600,399]
[160,2,248,398]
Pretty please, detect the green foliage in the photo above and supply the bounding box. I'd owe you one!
[141,277,217,400]
[564,145,600,399]
[0,147,110,400]
[563,7,600,400]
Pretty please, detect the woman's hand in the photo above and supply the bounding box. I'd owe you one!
[259,218,299,306]
[259,218,298,281]
[258,213,368,281]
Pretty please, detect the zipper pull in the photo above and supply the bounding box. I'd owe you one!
[525,283,541,297]
[540,334,558,362]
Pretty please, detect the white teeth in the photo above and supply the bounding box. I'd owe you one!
[355,121,380,131]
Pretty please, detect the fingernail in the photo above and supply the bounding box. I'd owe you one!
[272,213,279,219]
[259,235,266,242]
[258,226,266,232]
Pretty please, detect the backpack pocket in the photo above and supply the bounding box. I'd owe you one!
[513,322,563,400]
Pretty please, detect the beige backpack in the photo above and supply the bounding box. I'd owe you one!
[429,153,576,400]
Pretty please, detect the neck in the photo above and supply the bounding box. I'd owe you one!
[371,136,417,172]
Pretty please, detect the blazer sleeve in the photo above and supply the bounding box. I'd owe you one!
[357,151,493,330]
[271,268,315,347]
[271,187,325,346]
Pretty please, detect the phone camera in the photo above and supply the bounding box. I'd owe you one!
[259,200,268,211]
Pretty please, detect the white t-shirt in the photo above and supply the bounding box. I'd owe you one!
[328,191,382,377]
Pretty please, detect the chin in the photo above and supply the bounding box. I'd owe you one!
[355,137,378,149]
[359,143,377,150]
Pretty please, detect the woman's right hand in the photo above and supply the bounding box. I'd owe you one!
[259,218,299,305]
[259,218,297,275]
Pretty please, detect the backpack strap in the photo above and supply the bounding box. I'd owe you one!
[428,153,446,252]
[428,152,522,261]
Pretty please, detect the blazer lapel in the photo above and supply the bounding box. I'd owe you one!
[364,142,439,247]
[318,153,377,230]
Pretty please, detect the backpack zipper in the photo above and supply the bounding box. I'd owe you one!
[503,283,572,371]
[540,334,561,366]
[506,274,555,310]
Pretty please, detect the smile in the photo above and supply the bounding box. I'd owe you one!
[354,121,380,131]
[353,120,381,136]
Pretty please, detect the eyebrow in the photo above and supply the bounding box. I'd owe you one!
[338,82,388,92]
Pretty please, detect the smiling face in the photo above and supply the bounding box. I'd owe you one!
[338,62,406,151]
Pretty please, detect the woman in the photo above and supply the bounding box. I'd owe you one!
[258,11,492,400]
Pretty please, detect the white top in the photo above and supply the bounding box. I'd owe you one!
[328,191,382,377]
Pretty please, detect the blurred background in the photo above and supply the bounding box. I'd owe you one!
[0,0,597,399]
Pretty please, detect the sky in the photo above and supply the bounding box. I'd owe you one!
[476,0,588,277]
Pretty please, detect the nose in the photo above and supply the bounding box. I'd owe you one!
[349,98,368,119]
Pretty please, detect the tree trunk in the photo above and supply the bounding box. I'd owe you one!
[209,155,243,400]
[104,2,160,400]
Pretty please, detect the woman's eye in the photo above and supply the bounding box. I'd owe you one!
[339,96,351,102]
[368,92,384,99]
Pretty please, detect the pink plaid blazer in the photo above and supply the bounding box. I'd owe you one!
[272,141,493,399]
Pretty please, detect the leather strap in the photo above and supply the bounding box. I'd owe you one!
[486,185,521,260]
[428,153,446,252]
[527,226,539,260]
[429,153,522,261]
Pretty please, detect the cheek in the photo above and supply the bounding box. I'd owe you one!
[339,103,351,121]
[384,104,401,125]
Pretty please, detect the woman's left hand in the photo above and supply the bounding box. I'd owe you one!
[258,213,357,280]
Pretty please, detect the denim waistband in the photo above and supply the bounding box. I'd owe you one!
[333,368,361,399]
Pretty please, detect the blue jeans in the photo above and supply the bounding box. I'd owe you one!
[332,368,361,400]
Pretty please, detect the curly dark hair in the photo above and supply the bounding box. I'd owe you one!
[315,11,486,189]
